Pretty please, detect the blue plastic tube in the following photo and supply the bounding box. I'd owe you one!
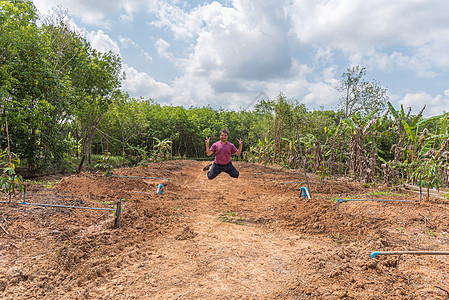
[371,251,449,259]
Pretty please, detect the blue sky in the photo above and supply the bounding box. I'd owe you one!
[33,0,449,116]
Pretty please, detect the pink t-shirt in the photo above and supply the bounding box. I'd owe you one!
[210,141,238,165]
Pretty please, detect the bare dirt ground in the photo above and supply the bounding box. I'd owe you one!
[1,160,449,299]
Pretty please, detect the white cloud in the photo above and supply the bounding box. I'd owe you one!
[86,30,120,54]
[445,89,449,98]
[119,36,152,62]
[35,0,113,27]
[122,65,172,100]
[287,0,449,77]
[155,38,173,60]
[165,58,314,110]
[34,0,156,27]
[346,50,438,79]
[33,0,449,115]
[394,91,449,116]
[301,82,340,108]
[146,0,449,112]
[288,0,449,50]
[150,1,205,41]
[158,0,293,88]
[314,47,334,65]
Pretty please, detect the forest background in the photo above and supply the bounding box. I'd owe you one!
[1,0,449,193]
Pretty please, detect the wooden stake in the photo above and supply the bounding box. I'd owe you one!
[114,199,122,228]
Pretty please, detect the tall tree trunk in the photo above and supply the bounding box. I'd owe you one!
[77,154,86,174]
[76,123,98,173]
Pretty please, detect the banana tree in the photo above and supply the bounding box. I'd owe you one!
[389,102,449,190]
[251,138,274,165]
[340,111,388,182]
[281,137,297,169]
[153,137,172,163]
[387,102,426,163]
[410,113,449,198]
[323,122,348,175]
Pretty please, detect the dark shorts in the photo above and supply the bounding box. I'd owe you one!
[207,162,239,180]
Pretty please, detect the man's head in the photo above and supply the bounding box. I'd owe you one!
[219,129,229,143]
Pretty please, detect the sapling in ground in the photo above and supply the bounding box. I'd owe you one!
[95,152,114,176]
[0,148,25,202]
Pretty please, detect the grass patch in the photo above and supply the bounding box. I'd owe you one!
[218,211,244,225]
[424,228,437,238]
[70,155,131,171]
[329,232,351,245]
[25,179,60,188]
[351,190,407,199]
[218,215,230,222]
[366,190,405,197]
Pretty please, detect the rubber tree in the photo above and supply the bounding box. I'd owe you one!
[1,0,71,171]
[98,95,143,156]
[72,47,123,173]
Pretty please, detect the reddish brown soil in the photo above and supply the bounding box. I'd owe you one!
[1,160,449,299]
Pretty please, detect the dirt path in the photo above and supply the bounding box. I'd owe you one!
[112,162,311,299]
[1,160,449,299]
[73,162,309,299]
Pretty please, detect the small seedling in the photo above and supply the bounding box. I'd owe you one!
[100,200,115,205]
[218,215,229,222]
[327,196,340,203]
[95,152,114,176]
[329,233,343,245]
[235,217,244,226]
[0,148,25,202]
[425,228,436,238]
[44,180,59,189]
[223,211,236,217]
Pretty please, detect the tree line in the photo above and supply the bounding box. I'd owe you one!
[1,0,122,173]
[1,1,448,194]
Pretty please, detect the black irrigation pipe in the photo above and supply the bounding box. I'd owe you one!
[0,193,122,228]
[336,198,418,213]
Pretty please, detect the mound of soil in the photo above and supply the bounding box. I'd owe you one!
[1,160,449,299]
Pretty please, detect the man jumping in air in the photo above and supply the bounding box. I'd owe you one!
[203,129,243,180]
